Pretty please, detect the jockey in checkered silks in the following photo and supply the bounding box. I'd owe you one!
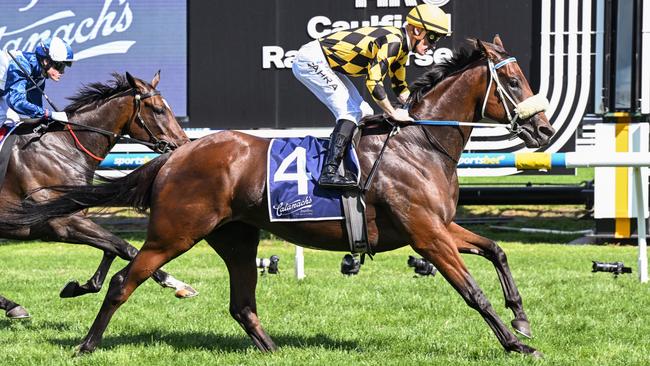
[0,37,74,129]
[292,4,451,189]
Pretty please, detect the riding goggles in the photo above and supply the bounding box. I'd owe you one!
[426,32,444,44]
[51,60,72,73]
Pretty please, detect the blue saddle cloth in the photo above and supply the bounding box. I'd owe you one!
[267,136,360,222]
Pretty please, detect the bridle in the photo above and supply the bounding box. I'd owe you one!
[60,88,176,161]
[480,57,549,139]
[125,90,175,154]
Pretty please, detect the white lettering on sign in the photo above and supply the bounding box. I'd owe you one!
[262,46,297,69]
[0,0,134,61]
[307,14,404,39]
[262,45,451,70]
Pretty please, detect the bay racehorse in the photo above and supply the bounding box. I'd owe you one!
[0,72,195,320]
[5,37,553,357]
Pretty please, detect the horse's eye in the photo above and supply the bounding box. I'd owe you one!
[152,105,166,114]
[508,78,520,89]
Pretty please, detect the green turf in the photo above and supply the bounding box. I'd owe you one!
[1,231,648,365]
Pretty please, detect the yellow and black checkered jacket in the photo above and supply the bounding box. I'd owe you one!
[319,26,409,102]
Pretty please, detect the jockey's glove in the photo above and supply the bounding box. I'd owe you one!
[50,111,68,122]
[391,108,414,123]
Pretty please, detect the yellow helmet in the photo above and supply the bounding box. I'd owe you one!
[407,4,451,35]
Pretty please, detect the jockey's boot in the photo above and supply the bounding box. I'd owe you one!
[319,119,358,190]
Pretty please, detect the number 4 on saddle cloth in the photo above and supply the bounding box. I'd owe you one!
[267,136,361,221]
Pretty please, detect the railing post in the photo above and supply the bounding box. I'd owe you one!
[295,246,305,280]
[633,167,648,283]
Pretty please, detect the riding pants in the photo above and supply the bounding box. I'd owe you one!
[292,40,374,124]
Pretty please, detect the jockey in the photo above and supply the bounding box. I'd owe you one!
[292,4,451,189]
[0,37,73,128]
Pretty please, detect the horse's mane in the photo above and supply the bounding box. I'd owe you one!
[64,73,131,113]
[362,43,485,126]
[407,44,484,105]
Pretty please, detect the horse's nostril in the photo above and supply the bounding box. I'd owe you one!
[539,125,555,138]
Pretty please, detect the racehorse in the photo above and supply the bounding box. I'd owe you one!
[0,72,194,319]
[4,37,553,357]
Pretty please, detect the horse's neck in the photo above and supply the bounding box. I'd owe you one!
[412,65,486,161]
[66,98,128,163]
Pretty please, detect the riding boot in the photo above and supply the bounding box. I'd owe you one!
[319,119,358,189]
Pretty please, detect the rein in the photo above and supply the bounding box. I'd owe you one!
[419,125,459,164]
[58,89,174,160]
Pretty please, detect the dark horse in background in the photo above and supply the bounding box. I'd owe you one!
[4,37,554,357]
[0,72,195,319]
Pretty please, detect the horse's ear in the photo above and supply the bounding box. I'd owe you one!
[126,72,138,89]
[475,39,488,56]
[476,38,499,61]
[493,34,504,49]
[151,70,161,89]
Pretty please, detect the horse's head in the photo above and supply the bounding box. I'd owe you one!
[476,35,554,148]
[123,71,190,153]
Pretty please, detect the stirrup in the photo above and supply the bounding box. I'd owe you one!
[318,174,358,189]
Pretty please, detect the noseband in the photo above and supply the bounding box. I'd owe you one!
[480,57,549,139]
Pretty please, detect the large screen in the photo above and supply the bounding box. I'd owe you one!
[0,0,187,116]
[190,0,538,129]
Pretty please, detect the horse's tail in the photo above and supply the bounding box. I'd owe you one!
[0,153,171,229]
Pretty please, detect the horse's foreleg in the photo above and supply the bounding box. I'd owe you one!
[410,223,541,357]
[448,222,531,338]
[207,222,277,352]
[59,251,116,298]
[0,294,30,319]
[76,238,196,355]
[48,215,197,298]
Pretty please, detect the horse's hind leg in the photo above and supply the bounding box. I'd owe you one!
[410,220,540,357]
[0,294,30,319]
[448,222,531,338]
[205,222,277,352]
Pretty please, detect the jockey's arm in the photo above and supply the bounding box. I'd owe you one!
[6,74,48,119]
[367,40,412,122]
[366,42,395,116]
[389,58,410,105]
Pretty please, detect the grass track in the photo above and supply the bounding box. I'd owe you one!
[1,232,649,366]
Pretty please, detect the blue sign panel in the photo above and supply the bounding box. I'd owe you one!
[0,0,187,115]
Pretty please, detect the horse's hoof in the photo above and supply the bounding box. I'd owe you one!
[6,306,30,319]
[73,344,94,357]
[174,285,199,299]
[60,280,83,298]
[512,319,532,338]
[515,343,542,358]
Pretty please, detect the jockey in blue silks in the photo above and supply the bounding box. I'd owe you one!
[0,37,74,128]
